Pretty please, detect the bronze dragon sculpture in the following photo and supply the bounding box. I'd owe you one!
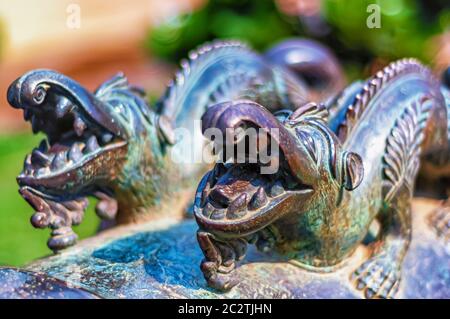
[193,59,449,298]
[6,39,344,251]
[3,37,449,299]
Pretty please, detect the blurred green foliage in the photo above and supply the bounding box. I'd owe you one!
[145,0,449,79]
[0,133,99,266]
[145,0,299,62]
[323,0,449,62]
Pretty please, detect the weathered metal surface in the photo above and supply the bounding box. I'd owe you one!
[20,199,448,299]
[193,60,449,297]
[6,39,343,251]
[0,267,98,299]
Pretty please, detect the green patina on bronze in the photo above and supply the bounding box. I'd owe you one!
[194,59,449,298]
[0,41,450,298]
[7,39,343,251]
[6,38,449,299]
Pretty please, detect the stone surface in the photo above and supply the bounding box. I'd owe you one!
[8,198,447,299]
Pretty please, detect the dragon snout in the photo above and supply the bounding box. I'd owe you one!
[7,78,21,109]
[202,100,320,186]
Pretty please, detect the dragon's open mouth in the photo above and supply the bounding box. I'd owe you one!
[15,99,127,196]
[194,152,314,234]
[7,70,137,250]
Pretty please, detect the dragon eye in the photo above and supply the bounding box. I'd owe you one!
[33,87,47,104]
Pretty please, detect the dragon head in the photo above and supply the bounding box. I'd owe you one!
[193,100,364,239]
[7,70,174,248]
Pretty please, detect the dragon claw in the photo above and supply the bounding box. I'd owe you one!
[197,231,247,291]
[20,187,87,251]
[201,260,238,291]
[353,254,401,299]
[200,259,238,291]
[47,227,78,252]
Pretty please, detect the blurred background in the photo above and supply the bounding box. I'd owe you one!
[0,0,448,266]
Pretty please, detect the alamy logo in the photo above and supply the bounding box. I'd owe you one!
[367,4,381,29]
[66,4,81,29]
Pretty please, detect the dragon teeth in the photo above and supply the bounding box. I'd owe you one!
[51,152,67,170]
[227,193,248,219]
[269,181,284,197]
[211,209,225,220]
[203,202,226,220]
[101,133,113,144]
[203,202,215,217]
[248,187,267,210]
[31,149,51,166]
[36,167,50,176]
[69,144,83,162]
[209,187,231,206]
[55,97,73,118]
[86,136,99,152]
[74,116,86,137]
[23,154,33,174]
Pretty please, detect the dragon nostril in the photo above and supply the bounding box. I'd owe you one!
[248,187,267,210]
